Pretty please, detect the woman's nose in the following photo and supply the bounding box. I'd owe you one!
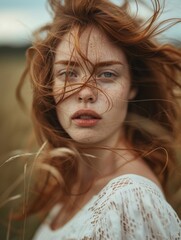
[77,83,98,103]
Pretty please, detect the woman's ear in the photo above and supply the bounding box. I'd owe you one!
[128,87,137,100]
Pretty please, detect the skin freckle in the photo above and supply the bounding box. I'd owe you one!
[14,0,181,238]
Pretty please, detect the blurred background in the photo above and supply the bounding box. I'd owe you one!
[0,0,181,239]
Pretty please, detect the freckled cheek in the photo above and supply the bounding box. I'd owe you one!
[53,83,63,102]
[53,83,77,103]
[54,97,74,128]
[55,101,71,129]
[105,86,127,103]
[110,92,130,117]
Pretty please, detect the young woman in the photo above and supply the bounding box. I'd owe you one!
[16,0,181,239]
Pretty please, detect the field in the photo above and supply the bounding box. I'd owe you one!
[0,47,181,239]
[0,48,39,240]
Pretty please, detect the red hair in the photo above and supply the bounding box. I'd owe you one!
[16,0,181,218]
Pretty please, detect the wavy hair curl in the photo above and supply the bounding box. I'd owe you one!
[17,0,181,217]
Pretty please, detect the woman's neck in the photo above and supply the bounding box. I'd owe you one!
[78,140,136,184]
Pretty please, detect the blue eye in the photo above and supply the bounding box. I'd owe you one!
[64,71,77,77]
[102,72,114,78]
[97,71,116,80]
[58,70,77,81]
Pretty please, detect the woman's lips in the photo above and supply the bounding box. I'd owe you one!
[71,110,102,127]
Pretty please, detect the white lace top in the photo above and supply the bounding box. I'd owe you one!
[33,174,181,240]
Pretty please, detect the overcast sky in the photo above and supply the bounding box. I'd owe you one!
[0,0,180,46]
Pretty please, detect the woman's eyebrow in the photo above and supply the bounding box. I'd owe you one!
[95,61,123,68]
[54,60,123,67]
[54,60,79,66]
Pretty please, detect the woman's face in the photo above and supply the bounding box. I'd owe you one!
[53,27,135,146]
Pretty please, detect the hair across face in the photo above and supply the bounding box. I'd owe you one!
[24,0,180,171]
[53,26,136,146]
[17,0,181,216]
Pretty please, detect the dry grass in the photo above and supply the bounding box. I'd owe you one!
[0,49,39,240]
[0,51,32,155]
[0,48,180,239]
